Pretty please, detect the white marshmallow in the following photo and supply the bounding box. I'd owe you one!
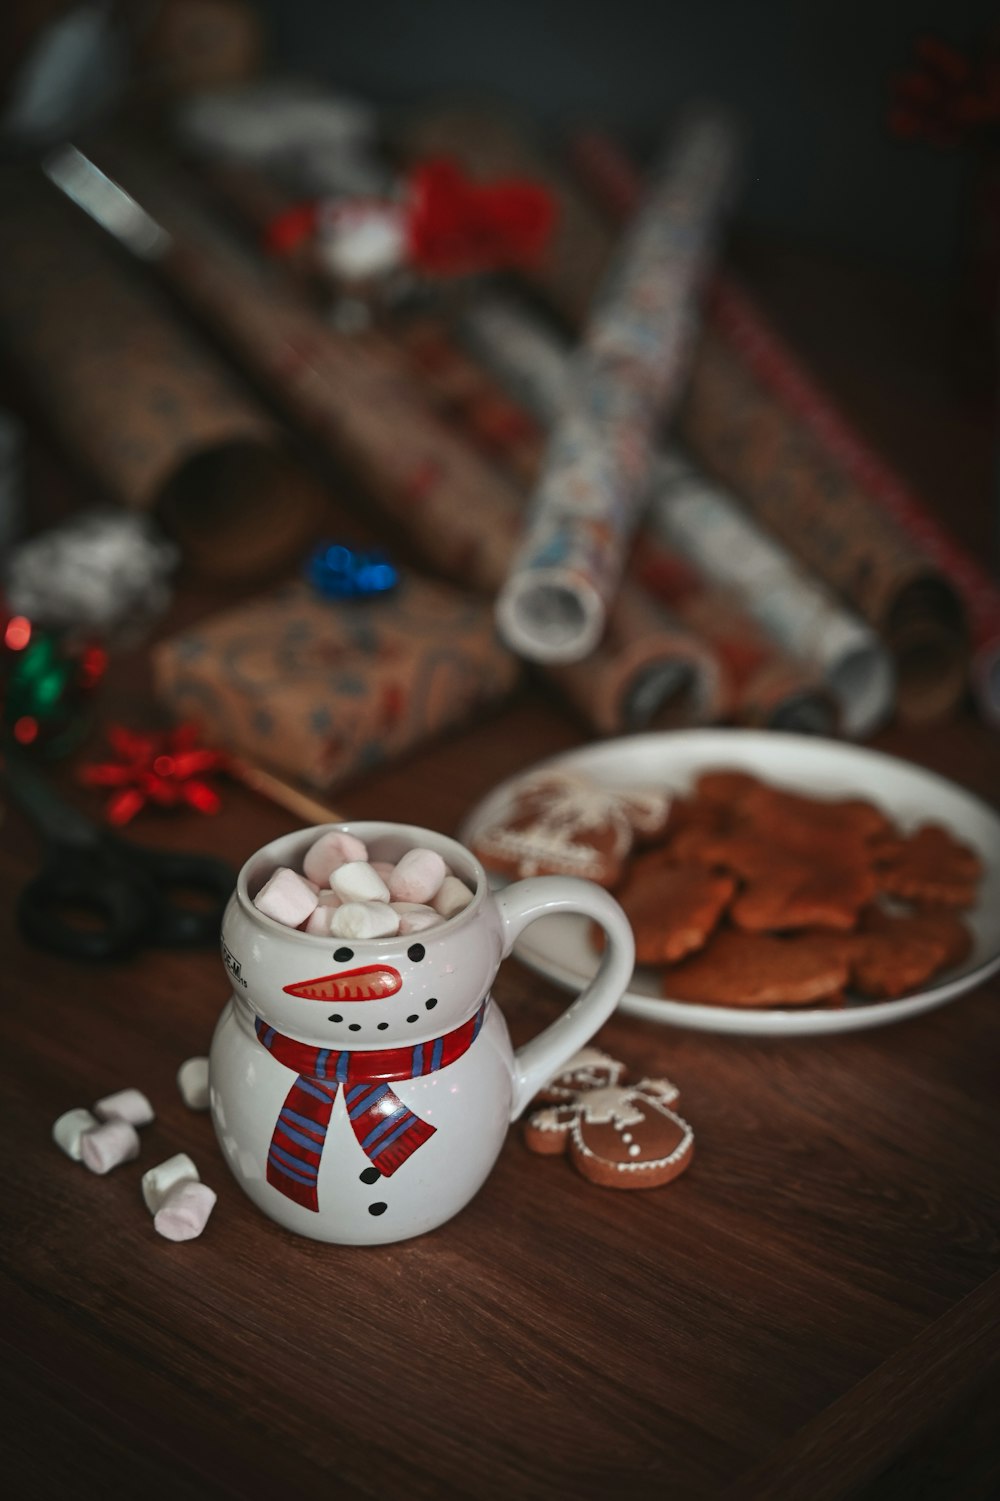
[433,875,474,918]
[176,1056,210,1111]
[388,848,448,905]
[391,902,440,934]
[254,866,318,927]
[94,1088,155,1127]
[142,1152,200,1213]
[303,830,369,886]
[330,860,391,904]
[52,1107,99,1161]
[153,1180,218,1242]
[330,901,400,939]
[80,1119,141,1174]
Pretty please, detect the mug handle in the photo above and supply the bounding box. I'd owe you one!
[496,875,635,1119]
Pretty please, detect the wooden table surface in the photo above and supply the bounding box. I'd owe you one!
[2,250,999,1501]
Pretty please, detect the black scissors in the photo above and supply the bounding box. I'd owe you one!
[5,758,237,961]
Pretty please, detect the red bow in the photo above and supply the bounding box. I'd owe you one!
[405,156,555,276]
[78,722,228,825]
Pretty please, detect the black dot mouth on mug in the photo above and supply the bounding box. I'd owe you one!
[328,1013,343,1023]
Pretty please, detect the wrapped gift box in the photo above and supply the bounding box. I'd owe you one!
[154,575,520,788]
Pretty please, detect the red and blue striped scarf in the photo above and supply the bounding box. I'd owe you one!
[254,999,488,1211]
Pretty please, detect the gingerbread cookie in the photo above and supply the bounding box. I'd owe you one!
[599,853,736,964]
[869,824,983,907]
[661,929,851,1007]
[524,1078,694,1189]
[471,771,670,886]
[729,852,875,933]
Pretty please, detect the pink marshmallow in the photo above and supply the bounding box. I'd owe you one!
[303,830,369,886]
[387,848,448,905]
[391,902,440,934]
[371,861,396,881]
[433,875,474,919]
[153,1180,218,1242]
[80,1119,141,1175]
[254,866,318,927]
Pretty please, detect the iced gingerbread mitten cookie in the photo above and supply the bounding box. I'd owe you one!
[524,1078,693,1189]
[470,770,670,887]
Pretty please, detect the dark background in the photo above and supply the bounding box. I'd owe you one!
[256,0,998,278]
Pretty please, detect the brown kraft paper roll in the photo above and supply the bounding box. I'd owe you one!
[0,169,328,580]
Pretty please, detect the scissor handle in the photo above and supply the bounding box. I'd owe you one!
[118,842,236,948]
[16,848,154,961]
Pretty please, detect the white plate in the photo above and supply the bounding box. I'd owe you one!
[459,730,1000,1036]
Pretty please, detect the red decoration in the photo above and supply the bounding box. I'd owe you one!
[78,722,229,825]
[405,157,555,276]
[263,157,556,279]
[889,34,1000,148]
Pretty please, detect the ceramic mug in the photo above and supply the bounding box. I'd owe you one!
[210,821,635,1245]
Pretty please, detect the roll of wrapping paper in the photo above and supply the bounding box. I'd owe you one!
[568,128,975,726]
[647,451,896,737]
[449,284,839,731]
[493,107,741,664]
[0,169,329,580]
[60,137,723,733]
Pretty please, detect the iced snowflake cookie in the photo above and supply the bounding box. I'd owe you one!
[470,771,670,887]
[524,1076,694,1190]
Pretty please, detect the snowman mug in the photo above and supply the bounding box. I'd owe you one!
[210,821,635,1245]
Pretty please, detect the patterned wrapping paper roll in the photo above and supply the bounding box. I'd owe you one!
[647,451,896,737]
[633,535,839,734]
[568,128,974,726]
[493,107,741,665]
[76,137,724,734]
[701,278,1000,727]
[453,285,838,732]
[0,169,326,580]
[681,298,968,723]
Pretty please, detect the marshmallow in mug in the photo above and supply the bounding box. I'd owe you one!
[252,831,474,936]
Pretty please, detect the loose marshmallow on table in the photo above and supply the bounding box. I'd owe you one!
[142,1152,200,1213]
[387,848,447,905]
[94,1087,155,1127]
[391,902,440,934]
[330,860,391,904]
[153,1180,218,1242]
[433,875,474,919]
[254,866,318,927]
[177,1056,210,1111]
[80,1118,141,1174]
[303,829,369,886]
[52,1107,99,1161]
[330,900,400,939]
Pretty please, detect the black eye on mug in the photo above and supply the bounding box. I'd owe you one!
[333,947,354,963]
[407,943,425,962]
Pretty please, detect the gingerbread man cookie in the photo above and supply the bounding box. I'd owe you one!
[525,1076,694,1190]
